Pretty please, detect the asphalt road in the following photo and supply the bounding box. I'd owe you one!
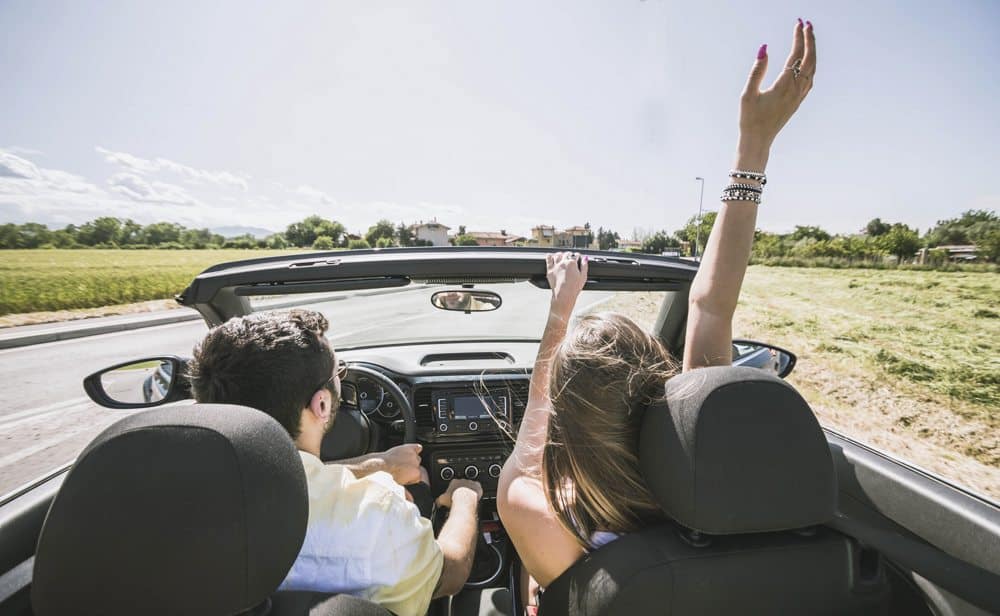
[0,285,614,496]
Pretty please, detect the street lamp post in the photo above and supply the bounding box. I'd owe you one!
[694,176,705,259]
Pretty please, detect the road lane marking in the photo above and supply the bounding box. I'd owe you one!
[0,397,91,430]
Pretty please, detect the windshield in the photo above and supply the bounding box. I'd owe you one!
[249,283,671,349]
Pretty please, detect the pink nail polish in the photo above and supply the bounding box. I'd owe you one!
[806,20,812,29]
[757,44,767,59]
[797,17,803,26]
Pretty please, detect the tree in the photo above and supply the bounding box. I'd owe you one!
[790,225,831,242]
[77,217,122,246]
[285,215,345,247]
[864,218,891,237]
[878,224,920,262]
[675,212,717,255]
[925,210,998,250]
[141,222,183,246]
[396,223,414,247]
[596,228,620,250]
[640,231,680,254]
[347,238,371,249]
[365,219,396,246]
[454,235,479,246]
[458,225,467,236]
[267,234,289,249]
[312,235,335,250]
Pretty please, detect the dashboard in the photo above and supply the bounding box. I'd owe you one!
[337,341,539,500]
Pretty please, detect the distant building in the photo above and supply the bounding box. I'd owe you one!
[409,220,451,246]
[466,231,511,246]
[616,239,643,252]
[530,225,556,247]
[917,245,979,263]
[529,225,595,249]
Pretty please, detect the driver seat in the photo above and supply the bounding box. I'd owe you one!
[538,367,890,615]
[30,404,392,616]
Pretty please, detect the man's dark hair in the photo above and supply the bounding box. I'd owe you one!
[188,309,334,439]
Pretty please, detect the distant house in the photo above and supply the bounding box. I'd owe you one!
[917,245,979,263]
[616,239,643,252]
[409,220,451,246]
[530,225,556,247]
[466,231,514,247]
[528,225,595,249]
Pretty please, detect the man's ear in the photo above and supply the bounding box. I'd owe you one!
[306,389,330,423]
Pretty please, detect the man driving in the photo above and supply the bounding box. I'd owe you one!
[188,309,482,616]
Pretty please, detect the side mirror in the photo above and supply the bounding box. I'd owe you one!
[83,356,191,409]
[731,340,797,378]
[431,290,502,313]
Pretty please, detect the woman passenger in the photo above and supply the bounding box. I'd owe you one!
[497,18,818,594]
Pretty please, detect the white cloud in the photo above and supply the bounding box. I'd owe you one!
[95,146,250,191]
[108,172,198,206]
[295,184,334,204]
[0,151,42,180]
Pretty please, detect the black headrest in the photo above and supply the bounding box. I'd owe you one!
[32,404,309,616]
[639,367,836,535]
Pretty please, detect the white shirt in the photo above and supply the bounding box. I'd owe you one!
[279,452,444,616]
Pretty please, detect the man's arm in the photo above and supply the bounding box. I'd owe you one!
[335,443,424,485]
[432,479,483,598]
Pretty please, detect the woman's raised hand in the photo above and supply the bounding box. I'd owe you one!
[738,19,817,167]
[546,252,588,317]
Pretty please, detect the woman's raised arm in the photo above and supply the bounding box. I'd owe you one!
[684,20,817,371]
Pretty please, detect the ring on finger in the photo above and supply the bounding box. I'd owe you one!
[784,58,803,78]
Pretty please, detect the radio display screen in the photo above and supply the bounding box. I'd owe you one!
[451,395,501,420]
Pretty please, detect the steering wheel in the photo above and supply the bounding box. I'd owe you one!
[341,364,417,443]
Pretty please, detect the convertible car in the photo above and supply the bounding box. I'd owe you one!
[0,247,997,615]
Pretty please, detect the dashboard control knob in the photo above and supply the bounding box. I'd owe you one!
[464,465,479,480]
[488,464,502,479]
[468,421,478,431]
[439,423,449,432]
[440,466,455,481]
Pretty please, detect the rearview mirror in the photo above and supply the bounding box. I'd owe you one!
[431,290,502,313]
[83,356,191,409]
[731,340,797,378]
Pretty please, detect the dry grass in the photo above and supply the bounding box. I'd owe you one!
[605,267,1000,500]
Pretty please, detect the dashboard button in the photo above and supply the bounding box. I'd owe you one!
[440,466,455,481]
[464,465,479,480]
[488,464,502,478]
[468,421,478,431]
[439,423,449,432]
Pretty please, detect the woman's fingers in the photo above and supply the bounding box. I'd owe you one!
[742,44,769,98]
[774,19,805,90]
[801,21,817,76]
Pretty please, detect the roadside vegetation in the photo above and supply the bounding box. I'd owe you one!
[0,249,299,315]
[605,266,1000,499]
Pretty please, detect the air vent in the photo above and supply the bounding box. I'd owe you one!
[414,387,435,428]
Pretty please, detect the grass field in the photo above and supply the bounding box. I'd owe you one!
[606,266,1000,499]
[0,249,302,316]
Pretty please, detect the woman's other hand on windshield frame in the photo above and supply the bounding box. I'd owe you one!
[546,252,588,319]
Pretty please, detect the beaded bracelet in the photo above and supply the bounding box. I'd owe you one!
[720,190,762,204]
[729,169,767,185]
[724,183,762,194]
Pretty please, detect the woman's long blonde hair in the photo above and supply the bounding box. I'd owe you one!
[542,312,679,549]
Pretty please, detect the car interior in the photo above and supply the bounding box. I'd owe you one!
[0,248,997,615]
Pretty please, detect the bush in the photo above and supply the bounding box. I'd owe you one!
[375,237,394,248]
[312,235,336,250]
[156,241,188,250]
[347,239,371,250]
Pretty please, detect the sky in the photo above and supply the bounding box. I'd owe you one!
[1,0,998,238]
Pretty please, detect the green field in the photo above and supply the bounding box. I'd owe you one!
[0,249,302,315]
[606,266,1000,498]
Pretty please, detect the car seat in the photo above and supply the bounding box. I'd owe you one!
[30,403,392,616]
[538,367,890,615]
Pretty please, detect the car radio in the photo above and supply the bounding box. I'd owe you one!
[431,449,507,496]
[432,388,511,435]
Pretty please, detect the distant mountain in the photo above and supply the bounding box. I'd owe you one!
[211,226,276,239]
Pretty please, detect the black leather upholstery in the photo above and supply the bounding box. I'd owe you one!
[32,404,308,616]
[539,367,889,616]
[640,366,836,534]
